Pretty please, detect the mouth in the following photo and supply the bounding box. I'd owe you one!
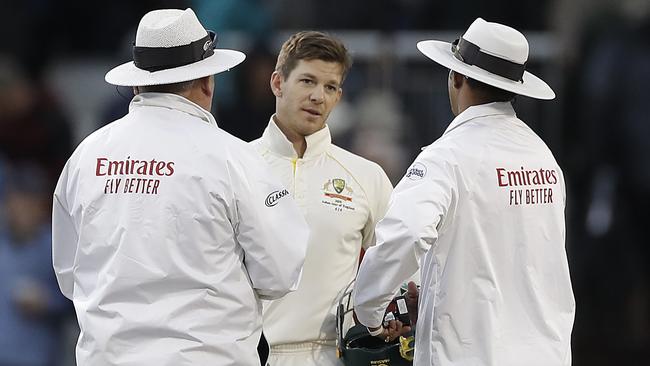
[301,108,322,117]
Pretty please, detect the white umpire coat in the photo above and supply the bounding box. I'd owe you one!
[52,93,309,366]
[251,118,393,347]
[354,102,575,366]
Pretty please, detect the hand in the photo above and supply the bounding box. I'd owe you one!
[405,281,419,326]
[368,319,412,343]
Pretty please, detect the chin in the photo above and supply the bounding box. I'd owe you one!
[299,123,323,136]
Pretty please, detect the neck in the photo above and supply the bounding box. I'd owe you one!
[456,90,501,115]
[273,115,307,158]
[183,91,212,112]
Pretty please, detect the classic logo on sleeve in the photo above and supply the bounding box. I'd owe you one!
[496,166,558,206]
[265,189,290,207]
[406,162,427,180]
[96,156,174,195]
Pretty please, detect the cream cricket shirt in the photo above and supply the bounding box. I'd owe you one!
[354,102,575,366]
[251,118,392,345]
[52,94,309,366]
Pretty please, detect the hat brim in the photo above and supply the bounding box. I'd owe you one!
[105,49,246,87]
[417,40,555,100]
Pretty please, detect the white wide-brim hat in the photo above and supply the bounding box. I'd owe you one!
[417,18,555,100]
[105,8,245,87]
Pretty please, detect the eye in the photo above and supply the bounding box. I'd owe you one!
[326,85,338,92]
[300,79,314,85]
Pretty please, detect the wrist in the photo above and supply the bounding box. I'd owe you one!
[367,326,383,336]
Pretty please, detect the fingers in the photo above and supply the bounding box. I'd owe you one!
[406,281,419,326]
[382,320,413,342]
[407,281,419,298]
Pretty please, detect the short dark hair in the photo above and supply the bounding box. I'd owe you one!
[465,77,516,102]
[137,79,197,94]
[275,31,352,83]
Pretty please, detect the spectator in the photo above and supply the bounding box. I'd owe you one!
[0,163,71,366]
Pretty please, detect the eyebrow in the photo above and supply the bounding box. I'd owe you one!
[298,73,340,87]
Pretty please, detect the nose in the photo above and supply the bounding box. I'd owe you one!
[310,86,324,104]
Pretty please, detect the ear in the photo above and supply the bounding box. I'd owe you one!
[199,75,214,97]
[270,71,283,97]
[451,71,465,90]
[334,87,343,105]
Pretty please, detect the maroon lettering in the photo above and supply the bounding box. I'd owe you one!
[507,171,523,186]
[496,168,508,187]
[95,157,175,177]
[108,160,125,176]
[136,161,147,175]
[538,169,546,184]
[531,170,541,185]
[497,167,559,187]
[97,157,173,195]
[148,159,157,175]
[508,188,554,205]
[524,168,532,186]
[96,158,108,176]
[155,161,166,175]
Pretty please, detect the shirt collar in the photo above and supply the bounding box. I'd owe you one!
[260,115,331,159]
[443,101,516,136]
[129,93,217,127]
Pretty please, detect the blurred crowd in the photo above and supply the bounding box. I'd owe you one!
[0,0,648,365]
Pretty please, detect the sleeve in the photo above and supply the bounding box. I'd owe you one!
[353,150,457,328]
[51,162,78,300]
[230,148,309,300]
[361,166,393,250]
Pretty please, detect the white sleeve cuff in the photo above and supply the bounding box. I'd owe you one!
[367,326,384,337]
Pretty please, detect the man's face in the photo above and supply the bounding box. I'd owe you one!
[272,59,343,137]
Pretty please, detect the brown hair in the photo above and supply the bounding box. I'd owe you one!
[275,31,352,83]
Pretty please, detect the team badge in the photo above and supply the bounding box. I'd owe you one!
[333,178,346,194]
[322,178,355,212]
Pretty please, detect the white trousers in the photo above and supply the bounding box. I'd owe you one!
[267,342,343,366]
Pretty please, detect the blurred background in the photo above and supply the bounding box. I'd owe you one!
[0,0,648,365]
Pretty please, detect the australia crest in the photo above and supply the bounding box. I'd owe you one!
[322,178,355,211]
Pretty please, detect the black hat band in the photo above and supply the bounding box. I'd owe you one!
[451,37,526,82]
[133,31,217,72]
